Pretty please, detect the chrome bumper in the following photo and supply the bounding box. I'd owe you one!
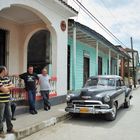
[65,100,113,114]
[65,107,113,114]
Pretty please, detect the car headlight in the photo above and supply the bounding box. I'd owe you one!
[104,95,110,103]
[66,95,71,101]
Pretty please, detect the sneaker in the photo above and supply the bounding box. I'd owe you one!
[44,108,48,111]
[7,129,16,134]
[34,110,38,114]
[11,117,16,121]
[0,131,5,138]
[29,110,35,115]
[48,105,51,110]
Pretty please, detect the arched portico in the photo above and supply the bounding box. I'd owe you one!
[0,0,77,95]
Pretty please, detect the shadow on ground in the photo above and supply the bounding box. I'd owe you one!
[64,105,134,129]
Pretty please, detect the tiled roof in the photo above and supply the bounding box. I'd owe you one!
[58,0,78,14]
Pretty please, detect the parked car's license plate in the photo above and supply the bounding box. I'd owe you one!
[80,107,89,113]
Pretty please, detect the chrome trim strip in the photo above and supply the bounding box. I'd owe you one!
[72,100,103,104]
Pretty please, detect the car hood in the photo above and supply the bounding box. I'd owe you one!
[72,86,116,100]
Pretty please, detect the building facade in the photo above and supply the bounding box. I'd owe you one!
[68,20,130,90]
[0,0,78,96]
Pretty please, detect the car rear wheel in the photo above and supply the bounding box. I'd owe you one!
[105,103,117,121]
[124,99,130,108]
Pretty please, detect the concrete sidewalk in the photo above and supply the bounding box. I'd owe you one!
[1,103,70,140]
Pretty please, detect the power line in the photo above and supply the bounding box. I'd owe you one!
[72,0,128,47]
[99,0,130,38]
[75,0,82,21]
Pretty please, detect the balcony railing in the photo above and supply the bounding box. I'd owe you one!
[9,76,26,101]
[9,76,57,101]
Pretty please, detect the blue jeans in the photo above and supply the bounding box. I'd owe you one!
[28,90,36,111]
[40,90,51,109]
[0,102,13,132]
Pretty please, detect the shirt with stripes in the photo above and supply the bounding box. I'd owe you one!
[0,77,11,103]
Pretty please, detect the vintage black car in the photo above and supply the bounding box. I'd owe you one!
[65,75,132,121]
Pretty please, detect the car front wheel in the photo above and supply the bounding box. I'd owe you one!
[105,103,117,121]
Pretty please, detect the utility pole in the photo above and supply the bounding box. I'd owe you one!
[131,37,136,88]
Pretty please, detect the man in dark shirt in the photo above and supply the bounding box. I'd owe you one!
[19,65,39,115]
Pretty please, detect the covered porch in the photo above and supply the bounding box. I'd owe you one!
[0,0,77,103]
[68,19,130,90]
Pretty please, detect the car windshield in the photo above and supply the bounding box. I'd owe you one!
[85,77,115,87]
[85,78,98,87]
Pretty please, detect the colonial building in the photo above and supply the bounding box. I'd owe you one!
[0,0,78,97]
[68,20,130,90]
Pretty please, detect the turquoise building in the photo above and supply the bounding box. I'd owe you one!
[67,19,129,90]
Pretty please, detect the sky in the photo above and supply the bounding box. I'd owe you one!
[68,0,140,55]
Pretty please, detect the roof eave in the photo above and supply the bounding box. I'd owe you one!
[56,0,78,17]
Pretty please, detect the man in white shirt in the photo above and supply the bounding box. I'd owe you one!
[38,68,51,111]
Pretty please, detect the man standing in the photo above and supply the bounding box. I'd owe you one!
[0,66,15,138]
[39,68,51,111]
[19,65,39,115]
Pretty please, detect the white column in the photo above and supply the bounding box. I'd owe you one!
[117,54,120,75]
[51,22,67,96]
[109,49,111,75]
[96,41,99,75]
[72,24,76,90]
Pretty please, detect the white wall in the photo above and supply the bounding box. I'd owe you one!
[0,0,77,96]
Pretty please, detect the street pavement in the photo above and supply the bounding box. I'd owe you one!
[22,87,140,140]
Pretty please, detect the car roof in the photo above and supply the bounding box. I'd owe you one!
[89,75,122,80]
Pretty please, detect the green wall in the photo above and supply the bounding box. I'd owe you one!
[68,38,96,90]
[68,38,117,90]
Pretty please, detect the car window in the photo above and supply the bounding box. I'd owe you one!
[85,78,98,87]
[85,77,116,87]
[98,78,115,86]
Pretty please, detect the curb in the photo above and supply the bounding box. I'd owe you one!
[3,113,71,140]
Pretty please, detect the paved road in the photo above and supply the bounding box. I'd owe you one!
[23,88,140,140]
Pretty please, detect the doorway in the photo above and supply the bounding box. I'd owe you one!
[0,29,7,66]
[83,56,90,85]
[27,30,51,74]
[98,56,102,75]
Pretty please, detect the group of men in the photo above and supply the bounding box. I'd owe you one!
[19,65,51,114]
[0,65,51,138]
